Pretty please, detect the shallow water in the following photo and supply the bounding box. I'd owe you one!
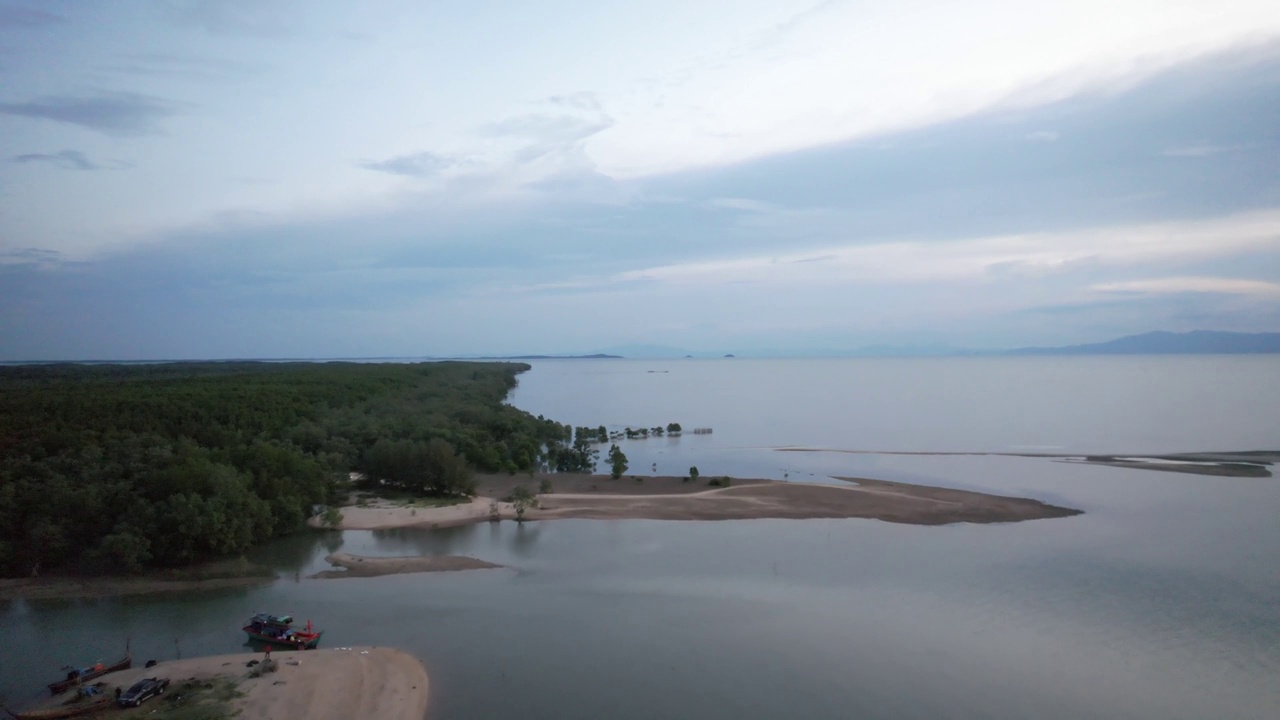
[3,357,1279,719]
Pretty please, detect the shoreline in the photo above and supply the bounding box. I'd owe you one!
[0,574,274,602]
[12,647,428,720]
[3,473,1082,599]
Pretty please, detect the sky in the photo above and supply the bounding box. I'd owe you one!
[1,0,1279,360]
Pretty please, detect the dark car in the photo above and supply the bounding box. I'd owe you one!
[118,677,169,707]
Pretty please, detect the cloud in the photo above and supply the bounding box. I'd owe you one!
[0,6,65,28]
[484,113,613,143]
[103,52,260,83]
[12,150,101,171]
[484,112,614,165]
[1026,130,1059,142]
[548,92,601,112]
[551,209,1280,290]
[0,92,179,136]
[1161,144,1245,158]
[707,197,778,213]
[358,152,454,178]
[1091,277,1280,298]
[162,0,291,37]
[0,247,61,267]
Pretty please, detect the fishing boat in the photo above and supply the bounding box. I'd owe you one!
[46,646,131,695]
[242,613,322,649]
[9,684,113,719]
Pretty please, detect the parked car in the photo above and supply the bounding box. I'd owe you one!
[118,677,170,707]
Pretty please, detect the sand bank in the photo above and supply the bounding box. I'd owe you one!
[312,552,502,579]
[777,447,1276,477]
[317,474,1080,530]
[309,496,501,530]
[26,647,430,720]
[529,477,1081,525]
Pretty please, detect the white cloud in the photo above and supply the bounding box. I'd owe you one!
[1026,130,1060,142]
[1091,277,1280,297]
[590,0,1280,176]
[576,209,1280,288]
[1161,144,1246,157]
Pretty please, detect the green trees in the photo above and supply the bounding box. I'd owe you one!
[360,438,474,496]
[510,485,535,521]
[689,466,699,482]
[550,435,599,473]
[0,361,578,577]
[608,444,629,479]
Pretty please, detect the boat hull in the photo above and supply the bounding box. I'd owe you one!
[46,656,131,695]
[243,627,323,650]
[14,694,112,720]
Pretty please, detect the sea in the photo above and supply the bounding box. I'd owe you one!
[2,356,1279,719]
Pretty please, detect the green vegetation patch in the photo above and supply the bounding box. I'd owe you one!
[0,361,584,577]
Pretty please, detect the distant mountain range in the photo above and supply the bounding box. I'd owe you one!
[1005,331,1280,355]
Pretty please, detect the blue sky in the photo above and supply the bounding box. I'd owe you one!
[2,0,1279,359]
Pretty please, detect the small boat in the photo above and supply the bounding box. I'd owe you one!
[10,684,113,720]
[242,613,322,650]
[46,647,131,695]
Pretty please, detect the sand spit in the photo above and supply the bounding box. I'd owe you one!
[316,474,1080,530]
[777,447,1276,478]
[530,477,1081,525]
[16,647,428,720]
[312,552,502,579]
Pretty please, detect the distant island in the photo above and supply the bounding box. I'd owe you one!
[472,353,622,360]
[1006,331,1280,356]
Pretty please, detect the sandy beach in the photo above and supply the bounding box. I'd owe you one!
[16,647,429,720]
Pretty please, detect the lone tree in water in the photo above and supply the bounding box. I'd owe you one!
[608,444,629,479]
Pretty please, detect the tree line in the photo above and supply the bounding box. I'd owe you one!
[0,361,578,576]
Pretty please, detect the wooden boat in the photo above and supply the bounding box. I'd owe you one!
[46,650,131,695]
[9,685,113,719]
[242,613,322,650]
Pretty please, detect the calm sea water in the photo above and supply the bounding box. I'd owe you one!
[3,357,1279,719]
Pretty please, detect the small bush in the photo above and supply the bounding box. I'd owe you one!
[539,477,553,494]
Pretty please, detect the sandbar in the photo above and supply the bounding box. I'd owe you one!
[529,477,1081,525]
[317,473,1080,530]
[14,647,427,720]
[311,552,502,579]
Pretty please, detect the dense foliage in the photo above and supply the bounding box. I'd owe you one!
[0,361,573,576]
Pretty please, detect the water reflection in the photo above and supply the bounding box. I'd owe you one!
[509,522,542,558]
